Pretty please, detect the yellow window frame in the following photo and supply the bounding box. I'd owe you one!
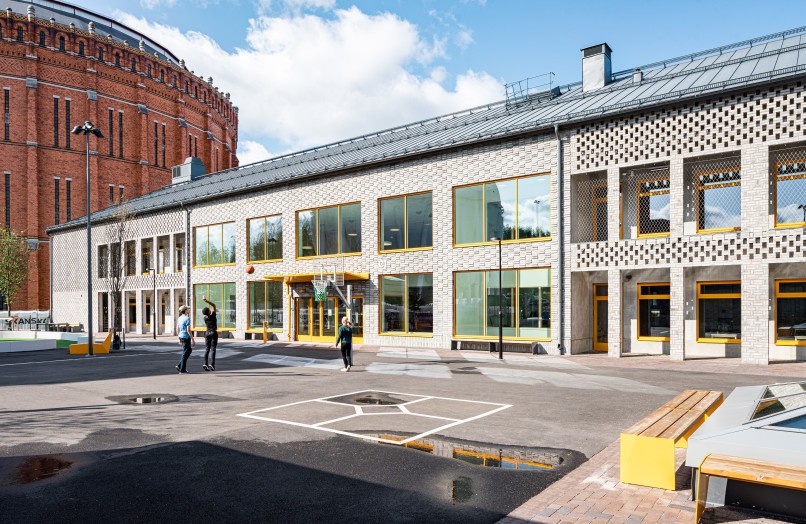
[125,241,136,276]
[773,157,806,229]
[192,282,237,331]
[379,273,434,337]
[157,237,169,274]
[246,214,283,263]
[452,172,552,248]
[695,166,742,234]
[636,176,670,238]
[637,282,671,342]
[193,221,236,268]
[246,280,284,333]
[174,235,184,273]
[141,239,153,275]
[295,201,362,260]
[452,267,551,341]
[774,279,806,346]
[377,191,433,254]
[696,280,741,344]
[591,184,608,242]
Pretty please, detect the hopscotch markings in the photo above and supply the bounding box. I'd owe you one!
[377,348,441,361]
[365,362,452,379]
[237,390,511,445]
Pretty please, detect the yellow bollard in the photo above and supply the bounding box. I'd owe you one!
[263,321,267,344]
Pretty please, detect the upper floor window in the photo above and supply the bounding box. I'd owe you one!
[39,31,45,46]
[147,64,151,77]
[454,173,550,246]
[174,233,185,272]
[157,236,169,273]
[141,239,153,273]
[160,70,165,82]
[689,156,741,234]
[379,192,432,252]
[78,41,84,56]
[248,215,282,263]
[131,58,136,72]
[775,280,806,346]
[636,175,670,238]
[194,222,236,266]
[125,241,136,276]
[115,53,120,67]
[98,47,104,61]
[58,36,65,52]
[297,203,361,258]
[16,27,23,42]
[98,245,109,278]
[772,147,806,228]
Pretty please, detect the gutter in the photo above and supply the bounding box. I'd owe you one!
[554,124,565,355]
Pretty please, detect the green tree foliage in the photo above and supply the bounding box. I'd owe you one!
[0,228,30,314]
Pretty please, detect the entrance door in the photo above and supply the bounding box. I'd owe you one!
[295,296,363,343]
[160,293,167,334]
[593,284,608,352]
[128,297,136,332]
[100,293,109,332]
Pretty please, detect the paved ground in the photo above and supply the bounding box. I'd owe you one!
[0,338,804,523]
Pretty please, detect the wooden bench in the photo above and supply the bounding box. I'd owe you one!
[620,389,723,490]
[69,331,113,355]
[694,454,806,523]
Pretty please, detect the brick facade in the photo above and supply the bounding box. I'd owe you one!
[0,5,238,311]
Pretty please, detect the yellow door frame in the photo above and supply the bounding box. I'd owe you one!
[295,296,364,343]
[593,283,608,352]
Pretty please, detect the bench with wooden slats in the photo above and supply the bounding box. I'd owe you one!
[620,389,723,490]
[694,454,806,523]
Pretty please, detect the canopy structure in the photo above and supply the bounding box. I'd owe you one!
[263,272,370,283]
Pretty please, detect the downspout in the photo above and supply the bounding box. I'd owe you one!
[180,202,191,334]
[554,124,565,355]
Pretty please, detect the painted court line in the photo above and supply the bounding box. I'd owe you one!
[0,354,149,367]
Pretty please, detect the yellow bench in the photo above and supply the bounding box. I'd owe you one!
[620,389,723,490]
[695,454,806,523]
[69,331,113,355]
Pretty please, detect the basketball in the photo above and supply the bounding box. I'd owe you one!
[245,265,255,274]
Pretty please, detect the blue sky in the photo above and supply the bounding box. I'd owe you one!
[74,0,806,164]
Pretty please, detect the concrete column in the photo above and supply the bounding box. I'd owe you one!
[669,266,685,361]
[741,143,769,234]
[607,268,621,358]
[741,262,769,365]
[669,157,685,239]
[607,165,620,241]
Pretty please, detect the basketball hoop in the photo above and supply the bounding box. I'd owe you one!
[312,279,328,302]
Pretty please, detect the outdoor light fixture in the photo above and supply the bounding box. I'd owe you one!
[72,121,104,356]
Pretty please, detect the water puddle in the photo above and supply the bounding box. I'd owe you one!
[328,392,409,406]
[451,476,473,503]
[14,457,72,484]
[107,394,178,405]
[376,434,558,471]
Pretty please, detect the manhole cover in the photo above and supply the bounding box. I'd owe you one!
[13,457,72,484]
[107,394,179,405]
[327,391,414,406]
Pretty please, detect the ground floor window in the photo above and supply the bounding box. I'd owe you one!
[454,268,550,339]
[697,281,741,343]
[194,283,236,330]
[249,281,283,330]
[775,280,806,345]
[380,273,433,335]
[637,283,670,341]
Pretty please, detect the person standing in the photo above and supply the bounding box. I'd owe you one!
[335,316,353,372]
[175,305,195,374]
[201,295,218,372]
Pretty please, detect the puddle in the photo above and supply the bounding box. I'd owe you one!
[328,392,408,406]
[107,394,179,405]
[376,434,558,471]
[354,396,399,405]
[13,457,72,484]
[451,476,473,504]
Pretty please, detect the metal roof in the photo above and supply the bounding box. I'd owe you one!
[48,25,806,234]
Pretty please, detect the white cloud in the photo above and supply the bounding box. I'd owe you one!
[455,29,474,50]
[115,6,503,160]
[237,140,274,165]
[140,0,178,9]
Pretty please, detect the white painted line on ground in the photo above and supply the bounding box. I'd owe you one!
[237,414,404,444]
[0,354,149,367]
[241,390,374,416]
[312,413,362,427]
[398,404,513,445]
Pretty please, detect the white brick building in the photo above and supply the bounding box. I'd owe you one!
[48,29,806,364]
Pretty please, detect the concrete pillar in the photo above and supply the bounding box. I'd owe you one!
[607,165,620,241]
[741,143,769,234]
[607,268,621,357]
[669,266,685,361]
[741,262,769,365]
[669,157,685,239]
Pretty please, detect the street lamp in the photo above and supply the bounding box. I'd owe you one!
[489,232,503,360]
[148,267,156,340]
[71,122,103,356]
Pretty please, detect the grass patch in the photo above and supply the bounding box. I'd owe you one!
[56,340,77,348]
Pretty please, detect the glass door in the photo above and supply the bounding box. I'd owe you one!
[295,296,364,343]
[295,297,312,341]
[593,284,608,352]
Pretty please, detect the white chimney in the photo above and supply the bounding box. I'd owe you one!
[581,43,612,92]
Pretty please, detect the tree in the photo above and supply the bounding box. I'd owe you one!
[0,228,30,317]
[105,203,135,349]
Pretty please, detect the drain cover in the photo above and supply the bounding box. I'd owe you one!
[327,391,414,406]
[107,394,179,405]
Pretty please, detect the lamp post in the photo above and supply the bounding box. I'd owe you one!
[148,268,156,340]
[489,233,503,360]
[71,122,103,356]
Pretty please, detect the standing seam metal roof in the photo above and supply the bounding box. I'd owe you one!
[47,25,806,233]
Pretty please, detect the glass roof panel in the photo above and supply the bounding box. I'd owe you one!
[752,391,806,421]
[772,414,806,430]
[761,382,806,399]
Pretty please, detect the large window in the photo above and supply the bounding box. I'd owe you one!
[248,281,284,330]
[697,281,741,343]
[637,283,670,341]
[194,283,236,330]
[296,203,361,258]
[695,165,741,233]
[637,177,670,237]
[454,268,550,340]
[380,274,433,335]
[774,157,806,228]
[141,239,153,274]
[194,222,236,266]
[454,174,550,246]
[248,215,282,262]
[157,236,169,273]
[174,234,184,272]
[379,192,432,252]
[125,241,136,276]
[98,245,109,278]
[775,280,806,346]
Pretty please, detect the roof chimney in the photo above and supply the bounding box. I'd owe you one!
[581,43,612,92]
